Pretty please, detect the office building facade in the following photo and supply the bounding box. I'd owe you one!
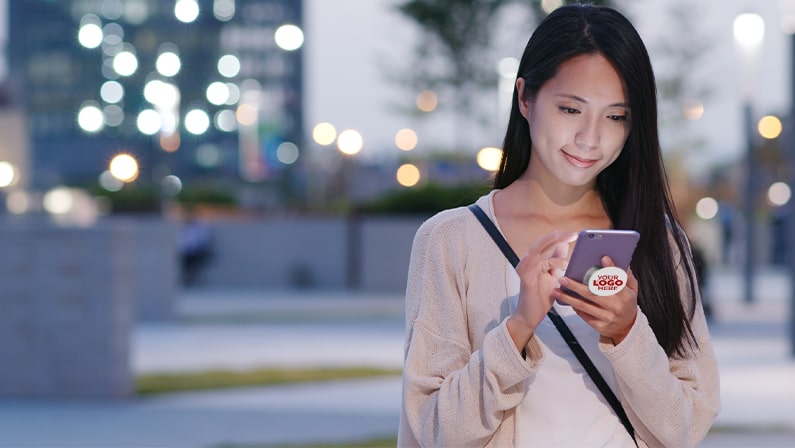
[8,0,303,192]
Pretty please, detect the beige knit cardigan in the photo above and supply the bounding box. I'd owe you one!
[398,193,720,447]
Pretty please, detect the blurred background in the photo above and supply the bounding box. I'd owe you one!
[0,0,793,447]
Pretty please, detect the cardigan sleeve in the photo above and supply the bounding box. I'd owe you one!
[599,233,721,448]
[398,210,544,447]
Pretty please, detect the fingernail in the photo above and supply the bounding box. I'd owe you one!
[559,277,569,286]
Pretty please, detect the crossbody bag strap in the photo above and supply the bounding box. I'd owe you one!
[468,204,637,443]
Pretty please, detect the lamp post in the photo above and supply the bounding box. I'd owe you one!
[777,0,795,357]
[733,12,765,304]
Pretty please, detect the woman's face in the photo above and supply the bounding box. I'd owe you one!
[518,53,631,189]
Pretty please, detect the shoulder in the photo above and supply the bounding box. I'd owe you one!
[412,194,494,248]
[409,194,500,265]
[417,205,474,235]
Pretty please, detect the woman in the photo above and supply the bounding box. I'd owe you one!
[398,4,720,447]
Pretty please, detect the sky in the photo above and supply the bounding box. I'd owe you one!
[305,0,793,179]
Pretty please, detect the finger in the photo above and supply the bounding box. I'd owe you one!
[547,257,569,269]
[541,259,569,278]
[551,239,574,259]
[553,287,600,311]
[601,256,615,267]
[536,231,577,257]
[559,276,590,295]
[626,268,638,290]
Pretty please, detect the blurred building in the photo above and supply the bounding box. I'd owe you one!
[7,0,303,191]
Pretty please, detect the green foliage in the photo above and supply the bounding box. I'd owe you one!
[94,185,162,213]
[90,182,237,214]
[177,185,237,207]
[136,367,402,396]
[361,182,491,216]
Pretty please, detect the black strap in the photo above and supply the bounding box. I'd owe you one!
[468,204,637,443]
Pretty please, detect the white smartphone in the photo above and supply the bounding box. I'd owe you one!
[564,229,640,285]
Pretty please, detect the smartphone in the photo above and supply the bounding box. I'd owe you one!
[564,229,640,284]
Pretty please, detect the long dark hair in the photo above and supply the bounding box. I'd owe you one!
[495,4,697,357]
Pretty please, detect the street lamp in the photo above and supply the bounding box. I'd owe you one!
[733,12,764,304]
[780,1,795,356]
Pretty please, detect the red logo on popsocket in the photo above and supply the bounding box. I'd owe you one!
[587,266,628,296]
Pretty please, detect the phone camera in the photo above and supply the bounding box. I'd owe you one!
[588,234,595,239]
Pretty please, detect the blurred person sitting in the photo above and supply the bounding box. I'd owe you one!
[179,210,213,286]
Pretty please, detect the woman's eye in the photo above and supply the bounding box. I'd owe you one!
[559,106,579,114]
[608,114,628,122]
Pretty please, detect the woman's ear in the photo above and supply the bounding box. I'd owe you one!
[516,78,531,119]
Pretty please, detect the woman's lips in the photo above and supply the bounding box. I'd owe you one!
[563,151,597,169]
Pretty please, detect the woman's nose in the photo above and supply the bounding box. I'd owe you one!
[574,117,600,150]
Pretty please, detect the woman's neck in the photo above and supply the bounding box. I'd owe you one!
[500,174,605,221]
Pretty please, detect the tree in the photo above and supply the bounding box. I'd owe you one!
[394,0,617,152]
[394,0,513,151]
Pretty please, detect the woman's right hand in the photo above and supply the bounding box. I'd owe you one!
[506,231,577,352]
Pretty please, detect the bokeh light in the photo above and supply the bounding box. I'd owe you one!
[276,142,300,164]
[768,182,792,206]
[215,109,238,132]
[236,103,258,126]
[43,188,74,215]
[156,51,181,77]
[161,175,183,197]
[541,0,564,14]
[477,147,502,172]
[100,80,124,103]
[160,132,181,152]
[137,109,161,135]
[0,161,16,187]
[103,105,124,127]
[175,0,200,23]
[274,24,304,51]
[682,99,704,121]
[143,80,180,108]
[337,129,363,155]
[695,197,719,220]
[416,90,438,112]
[214,0,235,21]
[734,13,765,48]
[185,109,210,135]
[99,170,124,192]
[206,81,230,105]
[78,22,103,49]
[312,122,337,145]
[6,190,30,214]
[78,103,104,133]
[218,54,241,78]
[109,153,139,182]
[758,115,782,139]
[113,49,138,76]
[395,128,418,151]
[225,83,241,104]
[396,163,421,187]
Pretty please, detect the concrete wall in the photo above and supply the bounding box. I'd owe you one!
[200,215,426,292]
[131,219,178,321]
[0,217,178,399]
[0,220,134,398]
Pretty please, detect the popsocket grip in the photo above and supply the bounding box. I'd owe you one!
[586,266,628,296]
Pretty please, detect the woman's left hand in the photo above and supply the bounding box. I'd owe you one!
[553,256,638,345]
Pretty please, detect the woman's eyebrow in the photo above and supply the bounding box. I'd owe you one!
[555,93,629,108]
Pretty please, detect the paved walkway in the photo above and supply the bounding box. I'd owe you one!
[0,268,793,447]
